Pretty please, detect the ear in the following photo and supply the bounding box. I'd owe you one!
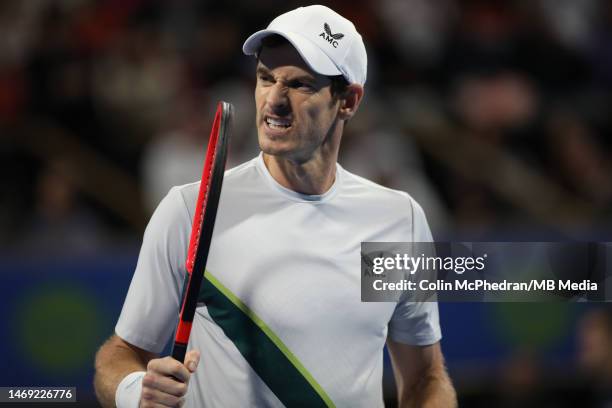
[338,84,364,121]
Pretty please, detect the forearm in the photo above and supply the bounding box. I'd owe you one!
[399,369,457,408]
[94,336,154,408]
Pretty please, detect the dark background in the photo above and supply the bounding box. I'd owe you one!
[0,0,611,406]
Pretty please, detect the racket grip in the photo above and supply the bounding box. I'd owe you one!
[171,342,187,363]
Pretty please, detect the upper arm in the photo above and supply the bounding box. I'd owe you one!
[390,196,442,383]
[115,187,192,353]
[388,196,441,345]
[386,338,446,393]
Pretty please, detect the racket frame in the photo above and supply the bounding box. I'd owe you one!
[171,101,232,363]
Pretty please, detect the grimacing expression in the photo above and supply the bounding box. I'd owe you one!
[255,43,342,163]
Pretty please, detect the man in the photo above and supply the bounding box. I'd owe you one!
[95,5,456,407]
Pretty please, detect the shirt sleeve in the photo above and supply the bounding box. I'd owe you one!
[387,198,442,345]
[115,186,192,353]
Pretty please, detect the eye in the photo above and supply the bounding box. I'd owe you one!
[258,73,274,84]
[289,80,315,92]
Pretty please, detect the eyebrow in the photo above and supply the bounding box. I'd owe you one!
[256,66,272,77]
[256,65,318,85]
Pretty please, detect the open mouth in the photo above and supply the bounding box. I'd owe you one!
[265,116,292,130]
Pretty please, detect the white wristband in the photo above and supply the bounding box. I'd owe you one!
[115,371,146,408]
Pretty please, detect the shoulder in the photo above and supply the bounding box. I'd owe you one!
[339,167,433,241]
[163,182,198,221]
[340,167,425,215]
[168,156,261,218]
[143,184,194,239]
[223,156,262,187]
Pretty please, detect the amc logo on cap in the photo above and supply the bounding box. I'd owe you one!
[319,23,344,48]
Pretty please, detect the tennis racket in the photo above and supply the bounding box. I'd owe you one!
[171,101,233,363]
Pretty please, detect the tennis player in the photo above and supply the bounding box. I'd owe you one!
[94,5,456,407]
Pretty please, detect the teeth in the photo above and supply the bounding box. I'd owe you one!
[266,117,291,128]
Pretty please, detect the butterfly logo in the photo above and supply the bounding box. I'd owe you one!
[319,23,344,48]
[324,23,344,40]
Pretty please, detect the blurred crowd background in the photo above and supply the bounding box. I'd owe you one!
[0,0,610,406]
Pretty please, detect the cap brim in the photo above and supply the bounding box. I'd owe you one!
[242,29,342,77]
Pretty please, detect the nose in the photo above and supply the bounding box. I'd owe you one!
[266,82,290,115]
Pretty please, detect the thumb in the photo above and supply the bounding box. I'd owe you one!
[184,350,200,373]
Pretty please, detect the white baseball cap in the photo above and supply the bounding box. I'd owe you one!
[243,5,367,85]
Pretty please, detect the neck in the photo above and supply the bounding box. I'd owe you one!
[263,120,343,195]
[263,151,338,195]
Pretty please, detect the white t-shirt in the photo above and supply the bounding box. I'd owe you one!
[116,153,441,407]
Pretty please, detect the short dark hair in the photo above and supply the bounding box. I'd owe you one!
[257,34,350,98]
[329,75,349,98]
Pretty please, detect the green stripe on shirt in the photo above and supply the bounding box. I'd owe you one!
[198,270,335,407]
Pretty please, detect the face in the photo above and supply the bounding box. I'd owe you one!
[255,43,341,163]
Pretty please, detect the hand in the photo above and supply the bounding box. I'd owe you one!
[140,350,200,408]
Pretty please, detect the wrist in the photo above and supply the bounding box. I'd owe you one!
[115,371,146,408]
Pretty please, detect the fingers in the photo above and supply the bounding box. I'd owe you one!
[142,372,188,397]
[184,350,200,373]
[147,357,191,383]
[140,386,185,407]
[140,353,199,407]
